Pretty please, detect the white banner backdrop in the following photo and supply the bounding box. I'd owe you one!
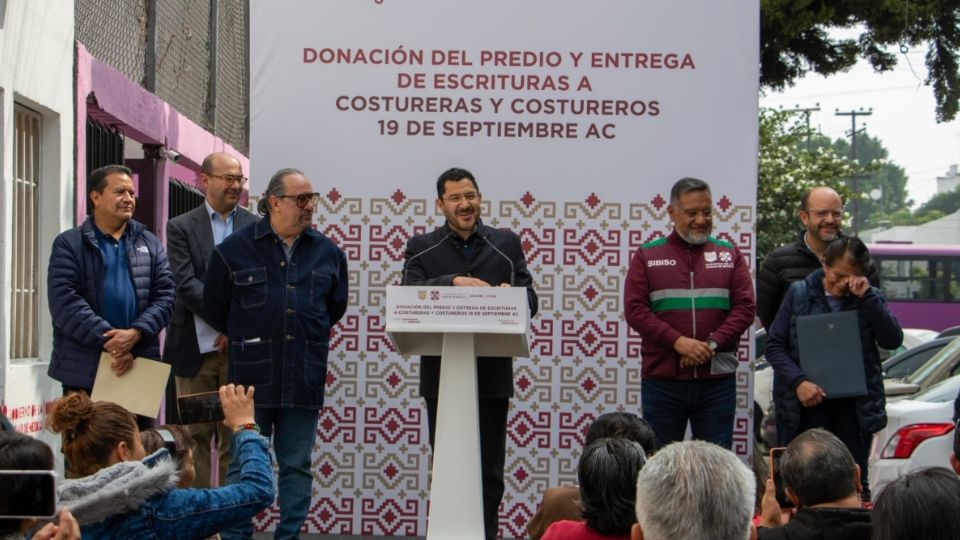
[251,1,758,535]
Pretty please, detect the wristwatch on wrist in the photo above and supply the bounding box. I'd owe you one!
[707,339,718,352]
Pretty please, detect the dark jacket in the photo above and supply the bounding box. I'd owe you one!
[757,231,880,329]
[623,231,756,380]
[47,217,175,389]
[766,269,903,443]
[203,218,348,409]
[757,507,872,540]
[163,204,258,377]
[403,222,538,399]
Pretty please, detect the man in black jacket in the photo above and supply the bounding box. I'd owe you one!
[403,167,538,540]
[758,428,871,540]
[757,187,878,329]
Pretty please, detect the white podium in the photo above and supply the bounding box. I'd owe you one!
[385,286,531,540]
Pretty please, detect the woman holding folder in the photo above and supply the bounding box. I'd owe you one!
[766,236,902,502]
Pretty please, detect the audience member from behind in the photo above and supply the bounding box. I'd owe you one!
[543,438,646,540]
[632,440,755,540]
[141,425,195,488]
[872,468,960,540]
[48,385,273,538]
[527,413,655,540]
[758,428,870,539]
[0,432,80,540]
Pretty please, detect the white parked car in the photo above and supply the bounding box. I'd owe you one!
[868,374,960,497]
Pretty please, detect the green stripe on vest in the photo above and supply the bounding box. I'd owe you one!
[642,237,668,249]
[649,288,730,301]
[651,296,732,311]
[707,236,734,249]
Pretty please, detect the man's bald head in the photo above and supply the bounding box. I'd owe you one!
[201,152,241,175]
[799,186,844,246]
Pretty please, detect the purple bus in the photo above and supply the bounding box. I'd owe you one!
[868,243,960,332]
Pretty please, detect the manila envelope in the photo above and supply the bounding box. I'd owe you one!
[90,353,171,418]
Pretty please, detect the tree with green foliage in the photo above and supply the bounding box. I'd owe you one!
[825,134,912,231]
[761,0,960,121]
[916,185,960,216]
[757,109,864,258]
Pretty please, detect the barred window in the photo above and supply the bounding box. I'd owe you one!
[11,105,40,360]
[878,257,952,301]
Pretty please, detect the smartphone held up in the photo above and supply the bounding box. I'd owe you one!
[0,470,57,518]
[177,391,225,424]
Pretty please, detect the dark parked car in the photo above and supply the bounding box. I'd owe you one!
[937,325,960,339]
[881,337,955,381]
[885,336,960,398]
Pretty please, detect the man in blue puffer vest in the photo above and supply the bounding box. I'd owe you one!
[47,164,174,405]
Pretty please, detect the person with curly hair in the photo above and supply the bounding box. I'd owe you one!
[49,385,273,539]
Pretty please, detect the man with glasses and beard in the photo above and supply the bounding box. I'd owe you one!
[403,167,538,540]
[757,186,878,330]
[624,177,755,449]
[163,152,258,488]
[204,168,348,540]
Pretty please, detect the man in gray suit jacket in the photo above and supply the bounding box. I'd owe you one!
[163,152,258,487]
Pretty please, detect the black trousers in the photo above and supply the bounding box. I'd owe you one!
[425,397,509,540]
[797,397,873,501]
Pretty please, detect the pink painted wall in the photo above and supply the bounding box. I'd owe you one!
[74,42,250,226]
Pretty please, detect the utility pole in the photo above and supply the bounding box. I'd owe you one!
[783,103,821,151]
[835,107,873,235]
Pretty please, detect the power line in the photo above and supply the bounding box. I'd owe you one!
[762,85,919,101]
[779,103,821,150]
[836,107,873,234]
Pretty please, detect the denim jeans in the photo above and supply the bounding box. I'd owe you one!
[641,377,736,450]
[221,407,319,540]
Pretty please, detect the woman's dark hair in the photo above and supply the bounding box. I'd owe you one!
[48,392,138,478]
[141,424,191,466]
[578,437,646,535]
[0,431,55,535]
[256,167,303,216]
[872,467,960,540]
[822,236,872,275]
[584,412,656,456]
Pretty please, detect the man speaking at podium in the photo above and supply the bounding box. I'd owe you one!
[403,167,538,540]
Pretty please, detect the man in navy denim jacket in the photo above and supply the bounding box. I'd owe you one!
[205,168,348,539]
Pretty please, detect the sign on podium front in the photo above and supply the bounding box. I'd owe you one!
[385,285,530,357]
[385,285,530,540]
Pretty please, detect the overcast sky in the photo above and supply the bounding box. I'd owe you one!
[759,40,960,209]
